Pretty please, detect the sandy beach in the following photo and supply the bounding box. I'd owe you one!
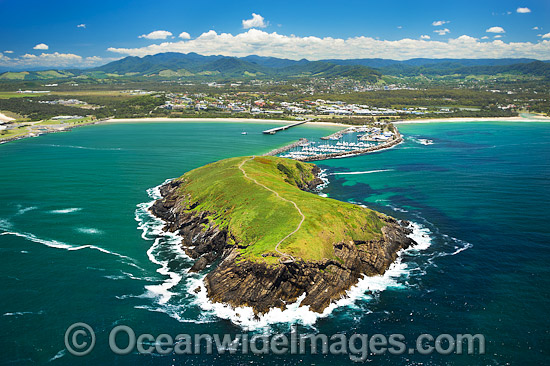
[104,117,351,128]
[0,112,15,123]
[394,116,550,124]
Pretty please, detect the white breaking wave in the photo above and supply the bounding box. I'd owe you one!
[41,143,123,151]
[3,310,44,317]
[0,231,134,262]
[48,208,82,214]
[187,222,433,330]
[75,227,103,235]
[134,179,192,306]
[48,349,66,362]
[407,137,434,146]
[15,206,38,216]
[134,180,471,331]
[331,169,393,175]
[0,218,13,230]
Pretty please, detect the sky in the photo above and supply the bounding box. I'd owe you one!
[1,0,549,70]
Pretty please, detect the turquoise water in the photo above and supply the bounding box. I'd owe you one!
[0,120,548,364]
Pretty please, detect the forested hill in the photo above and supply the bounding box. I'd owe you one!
[0,52,549,81]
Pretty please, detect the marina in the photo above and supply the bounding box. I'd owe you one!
[265,123,403,161]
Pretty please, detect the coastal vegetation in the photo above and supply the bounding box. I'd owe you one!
[167,156,386,262]
[0,53,548,143]
[151,156,415,313]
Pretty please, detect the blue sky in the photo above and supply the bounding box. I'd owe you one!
[1,0,549,69]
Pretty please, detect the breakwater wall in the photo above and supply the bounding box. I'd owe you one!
[297,134,403,162]
[263,138,309,156]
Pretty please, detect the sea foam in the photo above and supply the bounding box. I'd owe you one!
[331,169,394,175]
[186,221,432,330]
[135,178,471,331]
[48,208,82,214]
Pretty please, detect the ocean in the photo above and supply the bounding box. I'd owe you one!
[0,120,548,365]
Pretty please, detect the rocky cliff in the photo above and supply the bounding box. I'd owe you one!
[150,160,415,315]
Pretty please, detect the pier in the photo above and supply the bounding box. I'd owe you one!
[262,121,307,134]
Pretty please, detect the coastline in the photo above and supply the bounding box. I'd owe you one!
[394,116,550,124]
[149,158,417,319]
[2,114,548,145]
[0,112,15,123]
[104,117,351,128]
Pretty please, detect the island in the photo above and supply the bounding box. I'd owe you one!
[150,156,416,314]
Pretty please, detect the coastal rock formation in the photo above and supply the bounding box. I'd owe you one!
[150,158,415,315]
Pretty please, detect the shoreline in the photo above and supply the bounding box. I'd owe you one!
[394,116,550,124]
[0,112,15,123]
[104,117,351,128]
[2,114,548,145]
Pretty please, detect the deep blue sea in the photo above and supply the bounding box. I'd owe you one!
[0,120,548,365]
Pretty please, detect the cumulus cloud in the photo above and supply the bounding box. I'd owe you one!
[242,13,267,29]
[4,50,14,54]
[486,26,505,33]
[178,32,191,39]
[432,20,449,26]
[481,36,489,40]
[532,26,539,30]
[434,28,450,35]
[106,29,550,61]
[0,52,116,69]
[420,35,430,40]
[494,35,503,38]
[542,33,550,39]
[77,24,86,28]
[516,7,531,13]
[33,43,49,50]
[139,30,173,40]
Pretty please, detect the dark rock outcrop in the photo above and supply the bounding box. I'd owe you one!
[150,170,416,315]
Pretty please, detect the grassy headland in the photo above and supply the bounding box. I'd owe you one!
[169,156,385,263]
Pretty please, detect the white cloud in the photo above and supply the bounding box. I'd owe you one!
[397,26,403,29]
[178,32,191,39]
[139,30,173,40]
[106,29,550,61]
[486,26,505,33]
[432,20,449,26]
[242,13,267,29]
[494,35,503,38]
[532,26,539,30]
[517,7,531,13]
[4,50,14,54]
[542,33,550,39]
[33,43,49,50]
[481,36,489,40]
[420,35,430,40]
[0,52,115,69]
[77,24,86,28]
[434,28,450,35]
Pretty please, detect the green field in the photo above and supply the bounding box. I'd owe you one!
[34,117,92,126]
[0,125,28,140]
[0,92,48,99]
[173,156,386,263]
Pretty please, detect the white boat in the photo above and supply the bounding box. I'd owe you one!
[241,132,248,135]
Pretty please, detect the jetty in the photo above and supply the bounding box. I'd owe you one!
[263,121,307,134]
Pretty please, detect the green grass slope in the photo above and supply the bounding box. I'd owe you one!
[171,156,386,263]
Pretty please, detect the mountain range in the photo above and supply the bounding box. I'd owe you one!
[1,52,549,81]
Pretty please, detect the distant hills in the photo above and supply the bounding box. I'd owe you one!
[1,52,549,81]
